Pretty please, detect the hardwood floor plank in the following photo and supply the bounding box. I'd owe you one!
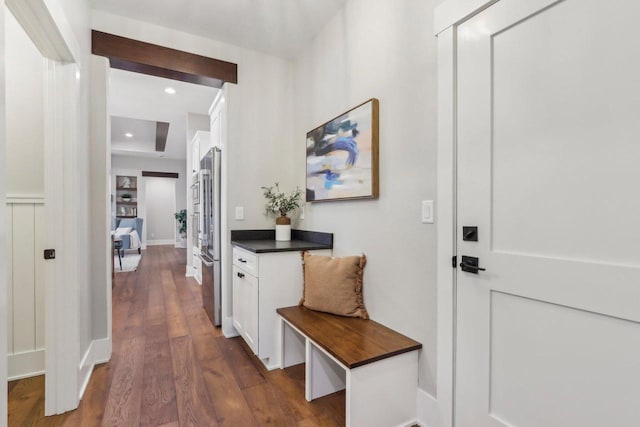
[146,269,166,326]
[161,270,190,338]
[242,382,292,427]
[140,374,178,427]
[192,331,223,361]
[199,356,258,426]
[8,376,46,427]
[218,336,267,390]
[170,335,220,426]
[102,336,146,426]
[186,308,218,337]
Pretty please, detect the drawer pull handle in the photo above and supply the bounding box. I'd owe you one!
[237,272,245,278]
[238,258,247,263]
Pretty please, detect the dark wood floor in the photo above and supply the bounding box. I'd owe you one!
[8,245,345,426]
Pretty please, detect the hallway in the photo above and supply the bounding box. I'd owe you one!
[8,246,345,426]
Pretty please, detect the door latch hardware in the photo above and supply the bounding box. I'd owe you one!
[44,249,56,260]
[462,226,478,242]
[460,255,486,274]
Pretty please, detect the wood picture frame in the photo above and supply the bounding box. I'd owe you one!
[305,98,379,202]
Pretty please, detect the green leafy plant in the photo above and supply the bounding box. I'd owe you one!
[261,182,303,217]
[174,209,187,236]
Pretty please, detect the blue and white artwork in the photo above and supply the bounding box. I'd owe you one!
[306,99,379,202]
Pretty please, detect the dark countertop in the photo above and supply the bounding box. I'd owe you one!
[231,229,333,253]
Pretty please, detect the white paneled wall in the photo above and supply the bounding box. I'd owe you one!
[5,198,45,380]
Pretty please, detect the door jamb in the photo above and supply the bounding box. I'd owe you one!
[434,1,496,426]
[0,5,7,423]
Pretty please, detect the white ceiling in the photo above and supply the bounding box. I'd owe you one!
[111,116,157,153]
[109,69,218,159]
[91,0,347,59]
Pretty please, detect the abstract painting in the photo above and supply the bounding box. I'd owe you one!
[306,98,379,202]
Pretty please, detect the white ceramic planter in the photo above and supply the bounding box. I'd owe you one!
[275,224,291,241]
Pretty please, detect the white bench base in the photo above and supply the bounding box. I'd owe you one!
[279,317,420,427]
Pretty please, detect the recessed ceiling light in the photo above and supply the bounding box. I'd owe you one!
[125,132,133,138]
[164,87,176,94]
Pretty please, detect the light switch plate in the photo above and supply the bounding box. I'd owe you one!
[235,206,244,220]
[421,200,434,224]
[300,206,305,220]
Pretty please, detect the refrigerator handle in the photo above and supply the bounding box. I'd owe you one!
[198,253,214,267]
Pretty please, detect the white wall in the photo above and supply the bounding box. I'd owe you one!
[292,0,438,396]
[144,177,177,244]
[5,9,44,196]
[187,113,210,148]
[111,155,187,246]
[90,55,111,340]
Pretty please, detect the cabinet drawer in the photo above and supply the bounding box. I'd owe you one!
[233,246,258,276]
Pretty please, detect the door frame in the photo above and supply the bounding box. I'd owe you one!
[4,0,82,416]
[92,35,237,358]
[434,1,499,426]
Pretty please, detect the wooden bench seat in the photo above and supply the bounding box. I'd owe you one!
[277,305,423,427]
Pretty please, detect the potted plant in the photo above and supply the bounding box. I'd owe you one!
[174,209,187,248]
[261,182,303,241]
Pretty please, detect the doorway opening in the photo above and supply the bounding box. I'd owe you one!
[93,31,235,372]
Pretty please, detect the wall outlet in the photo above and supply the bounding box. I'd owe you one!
[235,206,244,220]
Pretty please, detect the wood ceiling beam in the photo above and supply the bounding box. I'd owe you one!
[155,122,170,153]
[141,171,179,179]
[91,30,238,88]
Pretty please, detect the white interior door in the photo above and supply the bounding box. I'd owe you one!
[456,0,640,425]
[145,177,177,245]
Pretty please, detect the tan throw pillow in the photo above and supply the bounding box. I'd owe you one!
[299,251,368,319]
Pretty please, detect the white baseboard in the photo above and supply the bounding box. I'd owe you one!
[222,316,239,338]
[417,388,443,427]
[147,239,176,246]
[78,338,111,400]
[8,349,45,380]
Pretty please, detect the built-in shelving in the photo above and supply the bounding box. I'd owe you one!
[115,176,138,218]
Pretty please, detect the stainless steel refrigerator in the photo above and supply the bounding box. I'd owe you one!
[198,147,221,326]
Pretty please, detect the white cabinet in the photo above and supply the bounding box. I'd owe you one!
[191,130,211,175]
[209,94,224,149]
[232,245,331,370]
[233,264,258,352]
[191,137,200,176]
